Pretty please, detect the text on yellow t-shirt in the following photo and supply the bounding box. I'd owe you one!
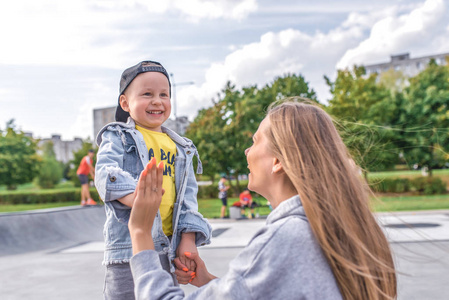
[136,125,177,236]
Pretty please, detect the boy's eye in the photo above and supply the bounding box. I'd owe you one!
[144,92,152,96]
[161,93,168,97]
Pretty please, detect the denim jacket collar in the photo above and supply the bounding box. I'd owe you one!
[97,117,192,148]
[96,117,202,174]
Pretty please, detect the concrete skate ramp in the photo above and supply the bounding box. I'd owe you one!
[0,206,105,256]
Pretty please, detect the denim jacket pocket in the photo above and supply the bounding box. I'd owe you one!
[107,200,131,224]
[123,144,143,178]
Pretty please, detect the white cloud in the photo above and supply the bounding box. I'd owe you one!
[177,26,365,115]
[0,1,134,67]
[172,0,258,21]
[337,0,448,69]
[175,0,449,121]
[93,0,257,20]
[0,0,257,67]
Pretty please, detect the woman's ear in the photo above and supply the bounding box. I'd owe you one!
[272,158,284,174]
[119,94,130,112]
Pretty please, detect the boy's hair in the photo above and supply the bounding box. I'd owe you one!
[115,61,171,122]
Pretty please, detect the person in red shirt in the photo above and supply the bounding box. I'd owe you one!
[76,149,96,206]
[239,188,256,218]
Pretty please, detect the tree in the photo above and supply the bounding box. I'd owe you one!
[186,73,317,193]
[401,59,449,176]
[0,120,41,190]
[326,66,401,175]
[36,141,63,189]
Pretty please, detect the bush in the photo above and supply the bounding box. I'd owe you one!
[0,188,100,205]
[197,184,219,199]
[411,177,447,195]
[370,178,411,193]
[196,182,246,199]
[370,176,447,195]
[36,157,63,189]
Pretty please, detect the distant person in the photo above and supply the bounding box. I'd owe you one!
[126,99,397,299]
[218,176,230,218]
[76,149,96,206]
[239,188,256,218]
[94,60,211,300]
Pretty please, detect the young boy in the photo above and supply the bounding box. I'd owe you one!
[95,61,211,299]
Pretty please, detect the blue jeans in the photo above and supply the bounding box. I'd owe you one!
[103,253,177,300]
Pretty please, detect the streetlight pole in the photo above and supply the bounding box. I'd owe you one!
[169,73,194,134]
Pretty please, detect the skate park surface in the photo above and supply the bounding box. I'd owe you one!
[0,206,448,299]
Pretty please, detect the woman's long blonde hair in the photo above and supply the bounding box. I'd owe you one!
[266,99,396,300]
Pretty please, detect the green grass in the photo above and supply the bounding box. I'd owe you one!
[2,178,449,215]
[198,195,449,218]
[1,194,448,215]
[0,180,76,193]
[369,169,449,179]
[198,197,272,219]
[0,201,82,213]
[372,194,449,212]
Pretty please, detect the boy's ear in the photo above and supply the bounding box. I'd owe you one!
[119,94,130,112]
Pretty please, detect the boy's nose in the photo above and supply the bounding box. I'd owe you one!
[151,97,162,105]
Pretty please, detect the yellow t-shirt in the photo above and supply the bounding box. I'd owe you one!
[136,125,177,236]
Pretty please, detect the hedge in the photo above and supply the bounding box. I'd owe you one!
[0,188,100,205]
[0,183,223,204]
[197,183,247,199]
[2,176,446,204]
[369,176,447,195]
[410,177,447,195]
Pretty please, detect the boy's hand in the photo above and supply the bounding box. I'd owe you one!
[174,257,196,285]
[175,232,197,284]
[174,252,216,287]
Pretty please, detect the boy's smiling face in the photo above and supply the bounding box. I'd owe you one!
[119,72,171,132]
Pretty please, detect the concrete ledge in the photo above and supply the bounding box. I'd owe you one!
[0,205,105,256]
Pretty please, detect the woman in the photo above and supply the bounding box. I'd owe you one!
[128,99,397,299]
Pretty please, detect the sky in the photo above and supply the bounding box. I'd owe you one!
[0,0,448,141]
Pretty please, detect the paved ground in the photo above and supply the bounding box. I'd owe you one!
[0,207,448,299]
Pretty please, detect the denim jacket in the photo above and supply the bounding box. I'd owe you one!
[95,118,212,269]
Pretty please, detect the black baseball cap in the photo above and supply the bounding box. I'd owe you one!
[115,60,171,122]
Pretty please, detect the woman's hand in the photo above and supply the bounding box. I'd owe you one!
[128,157,164,255]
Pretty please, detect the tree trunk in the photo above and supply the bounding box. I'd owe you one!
[227,173,234,197]
[429,144,434,177]
[7,185,17,190]
[235,173,241,194]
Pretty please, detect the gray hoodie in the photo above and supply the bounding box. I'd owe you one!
[130,195,342,299]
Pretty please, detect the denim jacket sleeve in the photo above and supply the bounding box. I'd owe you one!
[176,157,211,247]
[95,128,137,202]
